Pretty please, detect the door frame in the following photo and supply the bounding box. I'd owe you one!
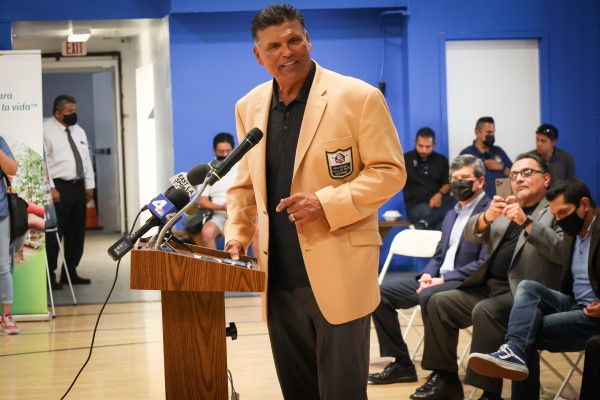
[42,52,127,232]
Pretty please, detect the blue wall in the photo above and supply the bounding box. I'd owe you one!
[0,0,170,21]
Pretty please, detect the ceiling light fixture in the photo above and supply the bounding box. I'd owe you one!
[68,28,91,42]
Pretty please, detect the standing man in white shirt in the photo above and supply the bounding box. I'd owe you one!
[196,132,238,249]
[44,95,95,289]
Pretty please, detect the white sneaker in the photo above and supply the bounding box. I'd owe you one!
[2,314,20,335]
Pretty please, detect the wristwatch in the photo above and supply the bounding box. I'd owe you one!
[521,215,533,229]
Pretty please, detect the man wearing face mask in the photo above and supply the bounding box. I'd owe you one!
[369,155,490,385]
[460,116,512,197]
[411,153,567,400]
[44,95,95,289]
[468,177,600,400]
[195,132,237,249]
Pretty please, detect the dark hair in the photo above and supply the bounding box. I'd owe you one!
[416,127,436,141]
[213,132,234,149]
[514,152,549,174]
[450,154,485,178]
[53,94,77,113]
[251,3,305,41]
[546,177,596,208]
[536,123,559,141]
[475,116,495,131]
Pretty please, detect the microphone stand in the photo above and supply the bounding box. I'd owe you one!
[154,178,210,250]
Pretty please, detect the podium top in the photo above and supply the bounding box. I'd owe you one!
[130,241,265,293]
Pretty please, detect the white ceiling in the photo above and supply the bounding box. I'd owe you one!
[12,19,155,40]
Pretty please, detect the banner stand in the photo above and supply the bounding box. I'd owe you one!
[0,50,49,320]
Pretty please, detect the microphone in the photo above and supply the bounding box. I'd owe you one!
[206,127,263,185]
[186,163,212,186]
[107,188,190,261]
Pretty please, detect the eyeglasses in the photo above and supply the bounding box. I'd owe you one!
[508,168,544,181]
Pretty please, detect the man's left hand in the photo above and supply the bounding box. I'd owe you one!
[276,193,324,234]
[584,300,600,318]
[85,189,94,203]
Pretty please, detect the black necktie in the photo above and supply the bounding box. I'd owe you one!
[66,128,84,179]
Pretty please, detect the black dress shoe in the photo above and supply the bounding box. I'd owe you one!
[477,392,503,400]
[409,372,464,400]
[368,361,418,384]
[415,372,442,393]
[60,274,91,285]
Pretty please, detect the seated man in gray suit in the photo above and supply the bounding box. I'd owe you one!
[410,153,568,400]
[369,155,490,384]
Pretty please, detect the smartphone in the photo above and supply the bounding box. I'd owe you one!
[495,178,513,199]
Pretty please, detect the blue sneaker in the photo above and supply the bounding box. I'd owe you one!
[468,343,529,381]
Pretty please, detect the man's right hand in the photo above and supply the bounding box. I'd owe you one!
[224,240,244,260]
[51,187,61,203]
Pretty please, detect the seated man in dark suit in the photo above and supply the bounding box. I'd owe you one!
[468,178,599,400]
[410,153,568,400]
[369,155,490,384]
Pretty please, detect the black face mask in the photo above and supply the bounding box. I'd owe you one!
[62,112,78,126]
[215,155,227,161]
[557,206,586,237]
[451,180,476,201]
[483,135,495,148]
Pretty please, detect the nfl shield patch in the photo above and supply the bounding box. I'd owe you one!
[325,147,353,179]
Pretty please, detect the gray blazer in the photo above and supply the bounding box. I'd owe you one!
[461,198,570,295]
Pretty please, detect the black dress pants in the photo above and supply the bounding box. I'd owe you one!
[46,179,87,276]
[267,287,370,400]
[422,280,512,395]
[372,272,462,364]
[581,335,600,400]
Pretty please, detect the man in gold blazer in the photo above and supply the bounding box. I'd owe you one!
[224,4,406,399]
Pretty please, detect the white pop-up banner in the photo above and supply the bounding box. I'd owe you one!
[0,50,49,319]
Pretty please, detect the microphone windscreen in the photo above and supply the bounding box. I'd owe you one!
[186,163,212,186]
[246,127,264,144]
[166,188,191,211]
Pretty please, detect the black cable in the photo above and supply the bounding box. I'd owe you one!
[60,209,143,399]
[228,369,239,400]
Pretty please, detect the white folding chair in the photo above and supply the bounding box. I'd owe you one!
[539,350,585,400]
[378,229,442,360]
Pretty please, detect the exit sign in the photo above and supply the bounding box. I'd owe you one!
[61,41,87,56]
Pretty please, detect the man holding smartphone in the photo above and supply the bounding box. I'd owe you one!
[410,153,568,400]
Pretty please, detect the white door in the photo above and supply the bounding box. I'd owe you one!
[42,56,124,232]
[445,39,541,162]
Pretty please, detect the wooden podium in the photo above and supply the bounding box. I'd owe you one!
[130,241,265,399]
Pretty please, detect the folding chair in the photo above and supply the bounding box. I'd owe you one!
[378,229,442,360]
[540,350,585,400]
[45,225,77,317]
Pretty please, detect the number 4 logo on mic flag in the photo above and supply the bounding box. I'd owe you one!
[147,194,177,223]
